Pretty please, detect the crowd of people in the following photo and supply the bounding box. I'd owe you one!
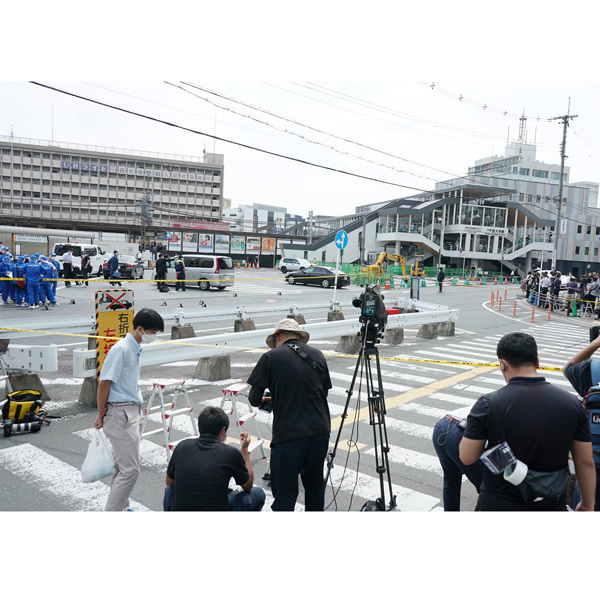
[0,246,61,308]
[0,244,98,308]
[523,268,600,315]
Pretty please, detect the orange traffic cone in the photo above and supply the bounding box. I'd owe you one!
[384,277,391,290]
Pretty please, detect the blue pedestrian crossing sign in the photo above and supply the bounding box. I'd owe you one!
[335,229,348,250]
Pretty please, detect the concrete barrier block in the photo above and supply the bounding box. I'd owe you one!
[234,319,256,332]
[335,335,361,354]
[287,314,306,325]
[171,324,196,339]
[438,322,455,336]
[8,372,51,402]
[417,323,439,339]
[78,376,98,407]
[195,355,231,381]
[327,311,345,321]
[385,328,404,345]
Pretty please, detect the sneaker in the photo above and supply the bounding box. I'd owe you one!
[29,305,37,309]
[51,302,60,306]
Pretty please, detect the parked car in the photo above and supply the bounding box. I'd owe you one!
[279,257,313,273]
[285,266,351,288]
[102,255,145,280]
[164,254,235,290]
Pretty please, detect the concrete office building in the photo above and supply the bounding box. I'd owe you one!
[0,136,225,235]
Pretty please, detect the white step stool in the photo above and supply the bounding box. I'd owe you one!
[220,382,266,459]
[140,380,199,461]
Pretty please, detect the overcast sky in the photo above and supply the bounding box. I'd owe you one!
[3,2,599,222]
[4,80,598,219]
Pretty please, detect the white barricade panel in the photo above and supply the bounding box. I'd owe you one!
[3,345,59,372]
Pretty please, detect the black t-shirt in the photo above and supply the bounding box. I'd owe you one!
[464,376,591,509]
[564,359,595,398]
[166,435,249,511]
[156,257,168,274]
[247,339,332,445]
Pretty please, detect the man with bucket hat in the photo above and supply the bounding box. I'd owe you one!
[247,318,332,511]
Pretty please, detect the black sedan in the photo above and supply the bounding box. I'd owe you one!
[102,255,145,280]
[285,266,351,288]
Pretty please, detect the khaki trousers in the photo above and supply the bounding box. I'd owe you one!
[102,403,141,511]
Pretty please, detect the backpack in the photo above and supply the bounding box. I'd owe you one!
[2,389,44,422]
[583,361,600,467]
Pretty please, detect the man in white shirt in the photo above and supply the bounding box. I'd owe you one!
[61,247,74,288]
[94,307,164,511]
[540,272,551,308]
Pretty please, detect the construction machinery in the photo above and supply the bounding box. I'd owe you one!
[361,252,408,278]
[411,255,425,277]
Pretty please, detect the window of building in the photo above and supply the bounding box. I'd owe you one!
[551,172,561,180]
[587,225,592,234]
[585,247,590,255]
[532,170,549,178]
[520,168,530,176]
[577,225,582,233]
[595,248,599,257]
[575,246,580,255]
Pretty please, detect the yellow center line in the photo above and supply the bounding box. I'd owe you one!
[330,365,496,432]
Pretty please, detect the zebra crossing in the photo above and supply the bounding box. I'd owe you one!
[0,320,591,511]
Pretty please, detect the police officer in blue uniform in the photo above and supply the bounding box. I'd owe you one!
[49,253,61,296]
[24,255,43,309]
[39,256,59,306]
[14,256,27,307]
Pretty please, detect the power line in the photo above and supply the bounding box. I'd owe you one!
[29,81,430,195]
[169,81,438,182]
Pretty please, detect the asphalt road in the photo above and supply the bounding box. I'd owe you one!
[0,268,594,512]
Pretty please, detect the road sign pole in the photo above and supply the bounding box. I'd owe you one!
[332,247,340,305]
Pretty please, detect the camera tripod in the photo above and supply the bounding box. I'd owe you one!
[325,322,397,511]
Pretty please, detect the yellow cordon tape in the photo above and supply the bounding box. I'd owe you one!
[0,326,563,371]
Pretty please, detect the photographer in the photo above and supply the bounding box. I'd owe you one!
[247,318,332,511]
[459,332,595,511]
[432,406,483,511]
[562,334,600,511]
[165,407,265,511]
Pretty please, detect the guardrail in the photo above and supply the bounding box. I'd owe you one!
[73,299,458,377]
[0,300,354,339]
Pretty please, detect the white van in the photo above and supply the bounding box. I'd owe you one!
[52,242,106,277]
[164,255,235,290]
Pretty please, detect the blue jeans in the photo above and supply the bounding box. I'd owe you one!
[163,485,265,511]
[228,487,266,511]
[432,417,483,511]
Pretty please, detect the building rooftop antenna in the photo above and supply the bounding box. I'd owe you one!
[517,112,527,144]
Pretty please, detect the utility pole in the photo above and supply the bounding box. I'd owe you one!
[549,100,577,271]
[139,189,153,250]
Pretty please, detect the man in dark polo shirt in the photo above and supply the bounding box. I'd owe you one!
[165,406,265,511]
[459,331,595,511]
[247,318,331,511]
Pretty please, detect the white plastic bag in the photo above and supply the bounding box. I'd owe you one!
[81,429,117,483]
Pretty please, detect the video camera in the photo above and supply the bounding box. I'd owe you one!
[352,284,388,347]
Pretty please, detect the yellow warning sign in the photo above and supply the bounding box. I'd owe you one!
[95,289,134,378]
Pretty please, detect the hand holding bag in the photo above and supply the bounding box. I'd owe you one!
[81,429,117,483]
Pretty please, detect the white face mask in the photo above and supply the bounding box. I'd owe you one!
[141,330,157,344]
